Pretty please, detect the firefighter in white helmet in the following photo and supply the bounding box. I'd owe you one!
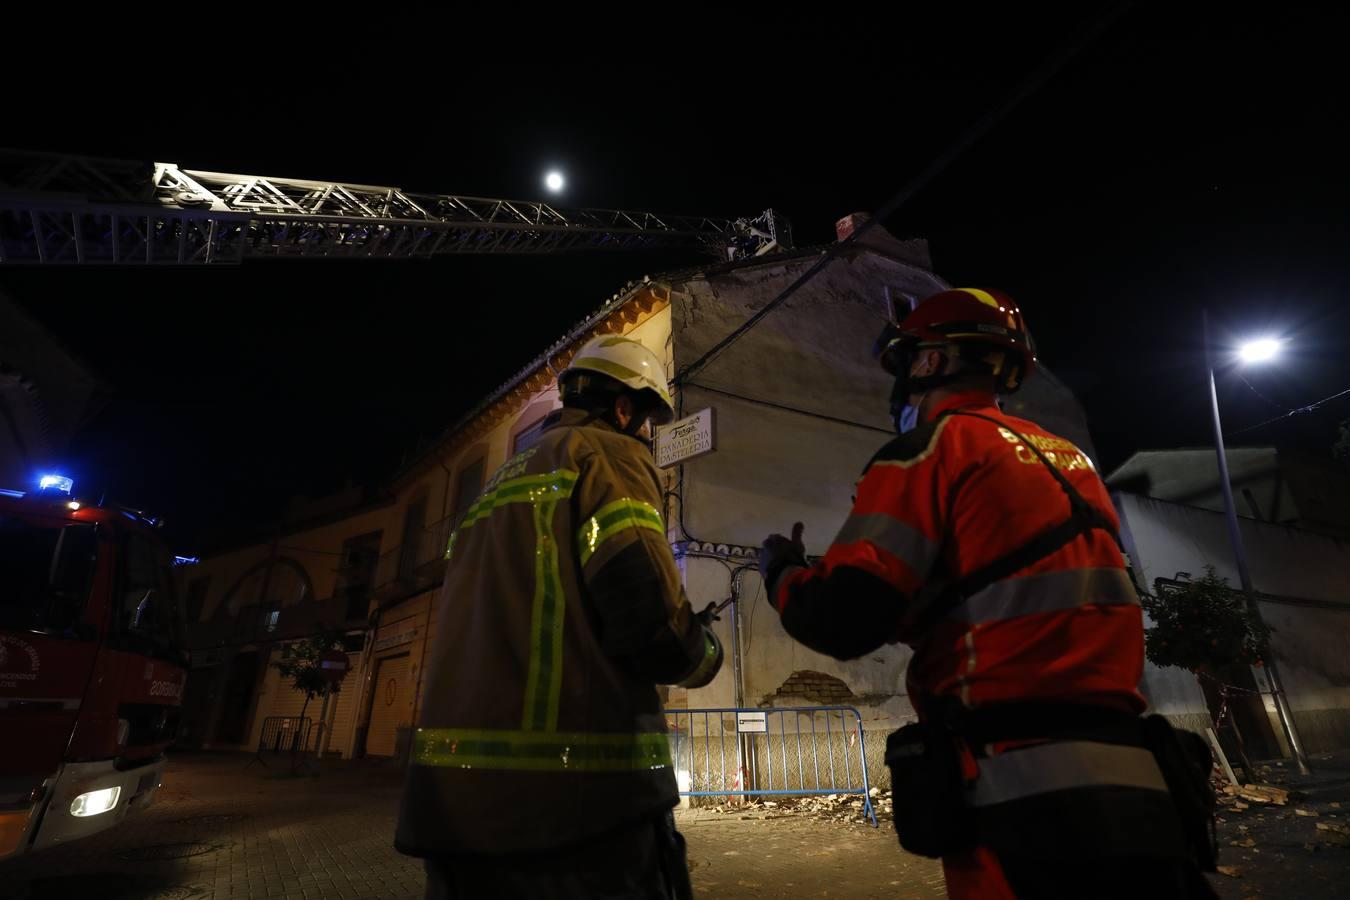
[397,334,722,900]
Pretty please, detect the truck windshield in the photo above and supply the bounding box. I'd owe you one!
[0,515,97,632]
[116,532,181,656]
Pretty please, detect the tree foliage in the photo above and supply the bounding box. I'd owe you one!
[1140,566,1273,671]
[273,629,347,715]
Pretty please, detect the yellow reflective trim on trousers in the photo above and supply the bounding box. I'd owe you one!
[578,498,666,567]
[522,497,566,731]
[412,727,673,772]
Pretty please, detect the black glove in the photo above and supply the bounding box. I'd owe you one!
[759,522,807,598]
[696,601,722,627]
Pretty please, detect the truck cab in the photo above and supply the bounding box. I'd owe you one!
[0,478,187,860]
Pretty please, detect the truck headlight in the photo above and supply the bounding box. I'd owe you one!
[70,787,120,817]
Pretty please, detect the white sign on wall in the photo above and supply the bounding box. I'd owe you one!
[373,624,420,653]
[655,407,717,469]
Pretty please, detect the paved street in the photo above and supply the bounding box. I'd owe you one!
[1203,753,1350,900]
[0,753,423,900]
[0,751,1346,899]
[0,753,943,899]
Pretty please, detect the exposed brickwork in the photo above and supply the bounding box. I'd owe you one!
[766,669,858,706]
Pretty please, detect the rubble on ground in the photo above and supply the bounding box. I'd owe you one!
[1216,781,1294,811]
[1313,821,1350,849]
[698,787,894,826]
[1208,758,1350,855]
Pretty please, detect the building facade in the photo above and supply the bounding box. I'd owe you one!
[1108,446,1350,539]
[1116,492,1350,757]
[181,219,1103,772]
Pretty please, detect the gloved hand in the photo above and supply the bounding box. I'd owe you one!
[759,522,807,595]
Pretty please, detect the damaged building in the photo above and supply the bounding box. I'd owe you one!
[177,216,1099,782]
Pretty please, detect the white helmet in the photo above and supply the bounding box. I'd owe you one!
[562,335,675,425]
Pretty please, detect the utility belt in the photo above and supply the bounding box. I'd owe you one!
[883,700,1217,869]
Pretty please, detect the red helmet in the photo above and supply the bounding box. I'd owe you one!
[877,287,1036,393]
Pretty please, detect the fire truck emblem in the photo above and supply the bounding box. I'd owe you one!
[0,636,41,687]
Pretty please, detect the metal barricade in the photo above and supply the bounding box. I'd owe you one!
[666,706,878,827]
[246,716,313,768]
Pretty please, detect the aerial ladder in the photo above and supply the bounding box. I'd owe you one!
[0,149,790,265]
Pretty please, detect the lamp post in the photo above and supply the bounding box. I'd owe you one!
[1202,310,1311,774]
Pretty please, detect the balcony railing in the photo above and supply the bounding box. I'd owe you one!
[370,515,455,602]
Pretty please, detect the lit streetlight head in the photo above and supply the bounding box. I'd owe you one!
[1238,338,1281,364]
[545,171,564,193]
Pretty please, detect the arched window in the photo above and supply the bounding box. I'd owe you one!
[220,557,314,635]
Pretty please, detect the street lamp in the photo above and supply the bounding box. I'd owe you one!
[1238,338,1281,365]
[1203,311,1311,774]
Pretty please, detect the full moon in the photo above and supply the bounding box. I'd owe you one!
[545,171,564,192]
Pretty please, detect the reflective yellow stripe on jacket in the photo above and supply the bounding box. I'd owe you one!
[446,469,580,560]
[442,467,580,732]
[578,498,665,568]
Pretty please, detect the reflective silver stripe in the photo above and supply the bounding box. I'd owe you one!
[831,513,938,573]
[0,697,81,710]
[970,740,1167,807]
[947,567,1139,626]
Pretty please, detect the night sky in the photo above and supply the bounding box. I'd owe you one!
[4,8,1348,553]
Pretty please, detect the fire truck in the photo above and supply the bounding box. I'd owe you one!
[0,475,187,860]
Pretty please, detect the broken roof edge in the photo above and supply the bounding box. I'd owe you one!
[391,240,943,488]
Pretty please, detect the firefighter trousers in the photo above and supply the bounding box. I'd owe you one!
[944,846,1219,899]
[423,810,692,900]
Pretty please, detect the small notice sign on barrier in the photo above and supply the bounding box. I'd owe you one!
[736,712,768,734]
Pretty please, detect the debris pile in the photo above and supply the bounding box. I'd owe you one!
[701,787,894,826]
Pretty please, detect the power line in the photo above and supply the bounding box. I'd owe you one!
[684,381,893,435]
[1226,385,1350,438]
[672,3,1132,387]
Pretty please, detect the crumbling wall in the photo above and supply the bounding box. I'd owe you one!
[669,238,1105,789]
[762,670,858,707]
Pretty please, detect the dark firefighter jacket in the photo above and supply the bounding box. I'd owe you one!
[396,407,721,856]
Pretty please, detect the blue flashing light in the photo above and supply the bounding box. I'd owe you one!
[39,474,74,494]
[172,556,200,567]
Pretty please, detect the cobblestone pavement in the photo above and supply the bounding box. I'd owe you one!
[679,807,946,899]
[3,751,1345,899]
[0,753,944,899]
[0,753,424,900]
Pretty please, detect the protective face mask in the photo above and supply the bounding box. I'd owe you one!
[897,403,921,434]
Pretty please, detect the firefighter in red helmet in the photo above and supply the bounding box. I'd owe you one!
[760,289,1218,898]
